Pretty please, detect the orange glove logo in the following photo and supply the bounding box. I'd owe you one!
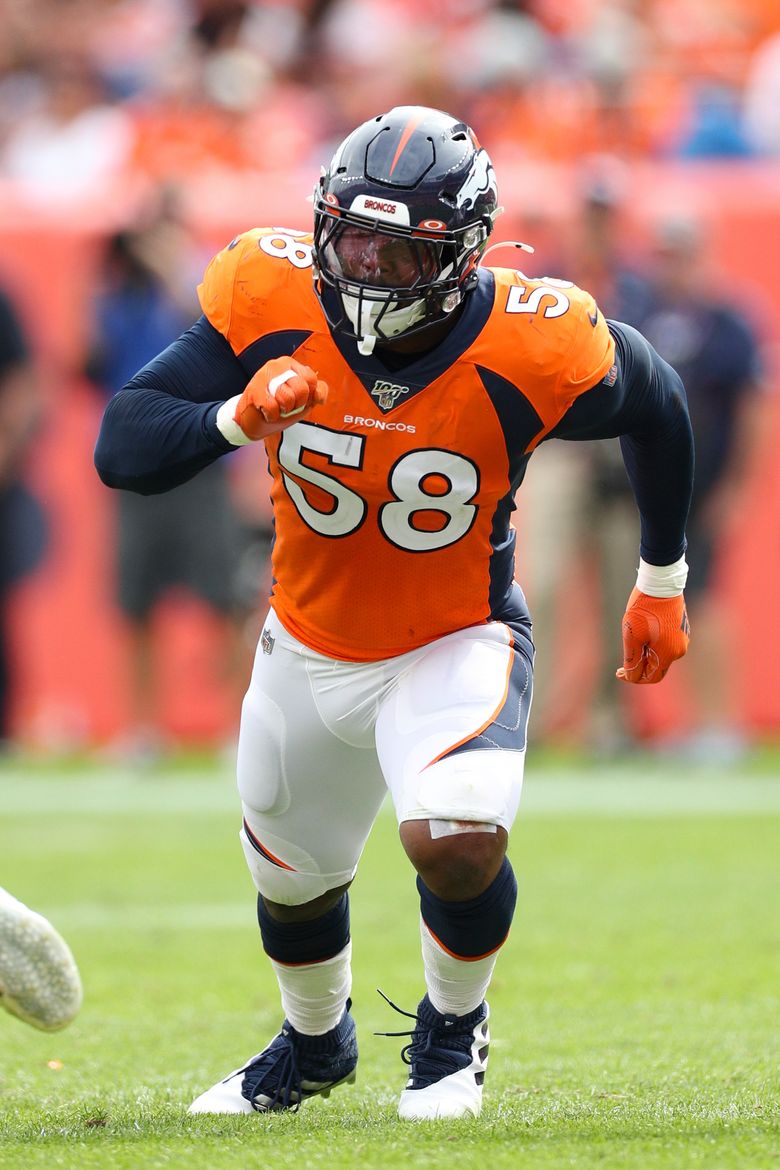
[616,588,690,685]
[234,357,328,441]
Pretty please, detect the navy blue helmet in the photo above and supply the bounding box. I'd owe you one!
[312,106,500,354]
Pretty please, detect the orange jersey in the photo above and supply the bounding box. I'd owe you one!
[198,228,614,661]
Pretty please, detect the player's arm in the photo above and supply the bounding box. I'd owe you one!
[549,320,694,683]
[94,316,326,494]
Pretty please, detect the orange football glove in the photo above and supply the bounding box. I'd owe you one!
[234,357,328,441]
[616,588,691,685]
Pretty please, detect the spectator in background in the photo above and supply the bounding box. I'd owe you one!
[519,187,762,762]
[86,192,252,761]
[520,166,656,754]
[743,30,780,155]
[0,52,133,205]
[674,81,754,158]
[637,216,764,761]
[0,281,46,751]
[525,204,764,760]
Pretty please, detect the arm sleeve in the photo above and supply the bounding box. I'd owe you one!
[94,315,248,494]
[547,320,694,565]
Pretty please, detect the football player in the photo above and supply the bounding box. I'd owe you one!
[0,887,82,1030]
[95,107,693,1119]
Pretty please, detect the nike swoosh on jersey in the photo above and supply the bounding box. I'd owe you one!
[588,308,599,327]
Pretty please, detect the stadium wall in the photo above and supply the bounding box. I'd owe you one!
[2,160,779,749]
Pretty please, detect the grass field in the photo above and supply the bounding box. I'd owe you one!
[1,750,778,1169]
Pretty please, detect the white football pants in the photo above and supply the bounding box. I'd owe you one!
[237,608,533,905]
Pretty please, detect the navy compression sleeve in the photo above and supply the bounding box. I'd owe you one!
[94,316,247,494]
[548,320,694,565]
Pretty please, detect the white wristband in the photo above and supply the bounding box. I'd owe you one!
[216,395,254,446]
[636,554,688,597]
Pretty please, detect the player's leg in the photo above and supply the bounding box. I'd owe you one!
[0,887,82,1030]
[376,619,533,1119]
[172,463,255,726]
[590,491,640,754]
[189,610,388,1114]
[516,441,588,742]
[114,490,166,762]
[666,522,747,763]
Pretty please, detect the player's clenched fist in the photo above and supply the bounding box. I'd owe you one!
[217,357,328,445]
[616,588,690,685]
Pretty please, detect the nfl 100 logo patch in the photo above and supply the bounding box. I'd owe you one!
[371,379,410,411]
[260,627,275,655]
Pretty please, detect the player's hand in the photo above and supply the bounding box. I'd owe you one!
[616,588,690,685]
[233,357,328,441]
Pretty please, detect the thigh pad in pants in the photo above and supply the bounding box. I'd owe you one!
[237,610,387,905]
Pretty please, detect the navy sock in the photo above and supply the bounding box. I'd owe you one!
[257,893,350,965]
[417,857,517,959]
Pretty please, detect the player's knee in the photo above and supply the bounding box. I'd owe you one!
[261,883,352,924]
[399,819,508,900]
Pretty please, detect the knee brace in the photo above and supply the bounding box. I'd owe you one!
[417,857,518,959]
[257,893,350,964]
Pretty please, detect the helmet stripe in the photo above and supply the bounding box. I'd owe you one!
[388,109,427,178]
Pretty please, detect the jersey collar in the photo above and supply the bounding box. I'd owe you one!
[326,270,496,414]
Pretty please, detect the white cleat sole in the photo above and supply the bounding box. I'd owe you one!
[189,1067,357,1114]
[188,1085,256,1114]
[398,1067,484,1120]
[397,1004,489,1121]
[0,888,82,1031]
[188,1063,260,1114]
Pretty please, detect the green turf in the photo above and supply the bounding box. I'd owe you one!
[1,752,778,1168]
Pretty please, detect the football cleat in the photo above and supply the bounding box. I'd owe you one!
[188,1000,357,1114]
[380,992,489,1120]
[0,887,82,1031]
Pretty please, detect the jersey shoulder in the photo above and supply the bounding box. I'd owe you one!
[197,228,320,353]
[485,267,616,406]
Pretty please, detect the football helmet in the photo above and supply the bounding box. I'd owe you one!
[312,106,500,354]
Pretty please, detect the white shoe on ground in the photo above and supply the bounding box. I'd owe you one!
[189,1000,357,1114]
[383,993,489,1120]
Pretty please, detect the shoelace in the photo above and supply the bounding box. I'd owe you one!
[241,1028,302,1112]
[375,990,474,1083]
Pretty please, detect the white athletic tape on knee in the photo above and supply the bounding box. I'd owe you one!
[268,368,306,418]
[428,819,498,840]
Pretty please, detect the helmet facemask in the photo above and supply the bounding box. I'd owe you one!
[313,204,490,355]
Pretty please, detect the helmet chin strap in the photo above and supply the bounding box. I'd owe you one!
[355,297,381,355]
[353,287,463,354]
[344,290,426,355]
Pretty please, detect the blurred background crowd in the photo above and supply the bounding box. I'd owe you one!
[0,0,779,763]
[4,0,780,193]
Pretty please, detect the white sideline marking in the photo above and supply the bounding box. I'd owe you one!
[522,773,780,816]
[0,768,779,816]
[42,903,254,931]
